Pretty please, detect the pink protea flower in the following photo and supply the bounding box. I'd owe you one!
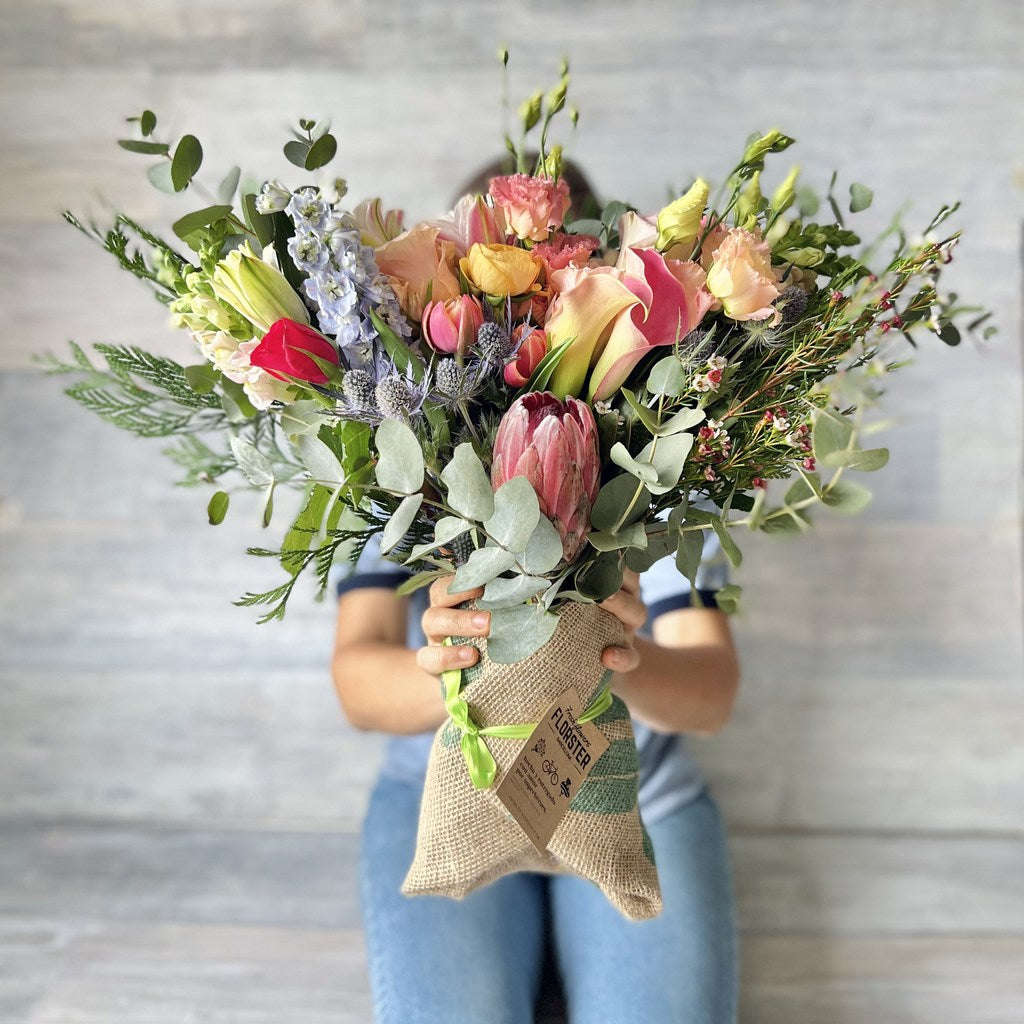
[488,174,571,242]
[491,392,600,562]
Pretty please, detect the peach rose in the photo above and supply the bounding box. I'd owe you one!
[375,224,462,321]
[488,174,571,242]
[705,227,781,322]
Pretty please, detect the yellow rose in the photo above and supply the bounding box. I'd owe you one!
[459,243,541,296]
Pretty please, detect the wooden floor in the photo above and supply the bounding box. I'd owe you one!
[1,1,1022,1021]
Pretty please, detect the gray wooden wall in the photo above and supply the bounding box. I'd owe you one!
[1,1,1022,1021]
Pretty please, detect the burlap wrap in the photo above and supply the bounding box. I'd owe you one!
[402,602,662,920]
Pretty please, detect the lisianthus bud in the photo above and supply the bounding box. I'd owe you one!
[211,242,310,334]
[656,178,710,253]
[460,243,541,297]
[254,180,291,215]
[421,295,485,356]
[491,392,600,562]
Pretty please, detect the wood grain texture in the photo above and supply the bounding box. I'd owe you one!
[1,0,1022,1021]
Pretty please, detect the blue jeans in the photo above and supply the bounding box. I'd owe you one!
[359,774,738,1024]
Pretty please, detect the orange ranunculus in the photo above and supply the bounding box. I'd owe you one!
[459,243,542,297]
[375,223,462,321]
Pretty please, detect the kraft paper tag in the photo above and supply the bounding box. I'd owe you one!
[495,687,611,852]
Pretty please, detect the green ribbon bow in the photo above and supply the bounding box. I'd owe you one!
[442,639,613,790]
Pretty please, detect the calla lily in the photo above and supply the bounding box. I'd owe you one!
[545,249,713,402]
[588,249,713,401]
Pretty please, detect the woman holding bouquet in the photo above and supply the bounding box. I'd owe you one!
[332,536,741,1024]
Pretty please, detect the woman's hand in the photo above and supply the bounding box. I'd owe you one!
[415,577,491,679]
[598,569,647,675]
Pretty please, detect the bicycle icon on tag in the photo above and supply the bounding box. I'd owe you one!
[540,759,559,786]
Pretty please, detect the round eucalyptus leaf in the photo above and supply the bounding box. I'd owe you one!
[440,443,494,521]
[520,516,563,575]
[295,431,344,485]
[305,133,338,170]
[574,553,624,602]
[450,546,518,592]
[591,474,651,532]
[655,406,705,436]
[147,161,176,194]
[374,420,424,494]
[478,574,549,610]
[639,431,694,494]
[820,479,873,514]
[646,357,687,397]
[485,476,540,553]
[610,442,658,484]
[486,604,560,664]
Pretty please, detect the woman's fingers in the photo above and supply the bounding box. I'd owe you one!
[422,606,490,645]
[599,587,647,634]
[428,576,483,609]
[602,644,640,673]
[416,641,479,676]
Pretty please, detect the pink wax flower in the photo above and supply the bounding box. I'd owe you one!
[491,392,600,562]
[504,325,548,387]
[488,174,571,243]
[421,295,485,356]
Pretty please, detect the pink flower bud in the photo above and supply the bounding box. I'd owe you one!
[504,326,548,388]
[421,295,485,356]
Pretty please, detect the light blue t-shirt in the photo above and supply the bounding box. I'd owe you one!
[336,533,728,824]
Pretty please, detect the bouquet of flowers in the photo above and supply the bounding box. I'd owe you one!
[51,66,991,919]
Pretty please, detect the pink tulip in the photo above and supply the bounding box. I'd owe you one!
[432,193,509,252]
[491,392,600,562]
[421,295,485,356]
[503,326,548,387]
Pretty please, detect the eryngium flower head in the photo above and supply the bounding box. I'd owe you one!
[475,322,513,363]
[374,369,428,421]
[341,368,375,408]
[491,391,600,562]
[778,285,810,325]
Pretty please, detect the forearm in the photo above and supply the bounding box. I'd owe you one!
[612,633,740,736]
[332,641,446,734]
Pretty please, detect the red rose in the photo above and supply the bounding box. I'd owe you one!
[249,318,339,383]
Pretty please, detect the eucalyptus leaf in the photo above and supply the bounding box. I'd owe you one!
[849,182,874,213]
[675,529,704,585]
[396,569,450,597]
[450,546,518,592]
[242,192,276,248]
[620,388,661,434]
[625,525,677,572]
[170,134,203,192]
[375,420,424,494]
[295,431,344,485]
[591,474,651,532]
[821,479,873,514]
[381,493,423,553]
[822,447,889,472]
[485,476,540,552]
[440,443,494,521]
[646,356,687,397]
[147,161,176,193]
[636,432,695,495]
[784,472,821,507]
[172,204,234,243]
[279,400,327,440]
[261,481,275,528]
[405,517,473,563]
[714,583,742,614]
[284,139,309,168]
[183,363,218,394]
[711,517,742,568]
[305,133,337,170]
[574,552,624,602]
[520,516,564,575]
[610,443,658,484]
[478,574,550,610]
[655,406,705,436]
[587,522,648,552]
[760,508,811,533]
[218,165,241,204]
[140,110,157,136]
[812,409,855,463]
[117,139,170,156]
[207,490,229,525]
[230,437,275,487]
[486,604,560,664]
